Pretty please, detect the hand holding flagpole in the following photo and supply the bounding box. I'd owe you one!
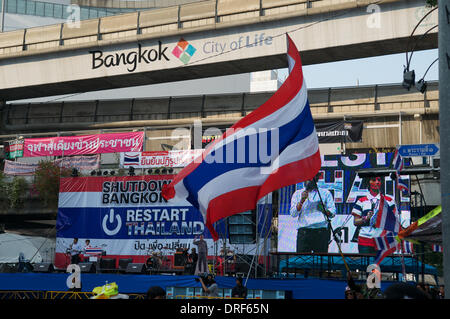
[312,179,350,272]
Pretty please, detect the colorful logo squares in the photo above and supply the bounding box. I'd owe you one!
[172,38,197,65]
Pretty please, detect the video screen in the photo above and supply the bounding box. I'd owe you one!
[277,153,411,254]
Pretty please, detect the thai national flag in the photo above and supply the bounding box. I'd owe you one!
[162,34,321,240]
[432,244,443,252]
[397,179,409,192]
[392,149,403,173]
[375,195,401,234]
[402,240,414,254]
[85,247,103,256]
[374,232,398,265]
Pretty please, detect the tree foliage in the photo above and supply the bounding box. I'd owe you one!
[33,161,71,208]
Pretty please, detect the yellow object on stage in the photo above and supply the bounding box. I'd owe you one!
[92,282,119,299]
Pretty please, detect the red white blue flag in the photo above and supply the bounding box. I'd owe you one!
[375,195,401,234]
[374,232,398,265]
[393,148,404,173]
[397,178,409,192]
[84,247,104,256]
[432,244,443,252]
[402,240,414,254]
[162,35,321,240]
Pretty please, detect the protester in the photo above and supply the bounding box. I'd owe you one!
[438,285,445,299]
[183,248,198,275]
[17,252,32,272]
[344,286,357,299]
[193,235,208,274]
[69,238,83,264]
[146,286,166,299]
[199,274,218,298]
[384,282,431,299]
[424,284,437,299]
[351,176,399,254]
[83,239,91,262]
[346,272,383,299]
[290,173,336,253]
[231,277,248,299]
[146,252,162,271]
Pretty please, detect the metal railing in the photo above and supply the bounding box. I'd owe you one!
[1,0,136,24]
[0,0,404,54]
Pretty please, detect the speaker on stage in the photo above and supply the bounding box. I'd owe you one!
[99,258,116,273]
[118,258,133,272]
[125,263,146,274]
[32,263,54,273]
[79,262,96,273]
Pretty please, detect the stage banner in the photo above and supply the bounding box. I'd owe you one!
[54,175,270,269]
[120,150,203,168]
[315,120,364,144]
[23,131,144,157]
[277,152,411,254]
[3,155,100,176]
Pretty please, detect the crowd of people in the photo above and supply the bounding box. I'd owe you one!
[344,272,445,299]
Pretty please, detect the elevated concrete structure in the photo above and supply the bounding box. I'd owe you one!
[1,81,440,148]
[0,0,438,101]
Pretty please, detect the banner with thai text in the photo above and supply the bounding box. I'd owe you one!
[120,150,203,168]
[23,131,144,157]
[3,155,100,176]
[4,139,24,159]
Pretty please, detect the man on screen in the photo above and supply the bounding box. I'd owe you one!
[351,176,398,254]
[290,173,336,253]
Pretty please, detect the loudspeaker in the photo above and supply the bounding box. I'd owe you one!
[79,262,96,273]
[125,263,146,274]
[118,258,133,271]
[99,258,116,272]
[32,263,54,273]
[173,252,185,269]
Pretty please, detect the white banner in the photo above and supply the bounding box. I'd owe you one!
[3,154,100,176]
[120,150,203,168]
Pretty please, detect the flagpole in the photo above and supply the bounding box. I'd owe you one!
[312,179,350,273]
[393,172,407,281]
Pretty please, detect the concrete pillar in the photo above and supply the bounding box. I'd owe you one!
[439,0,450,299]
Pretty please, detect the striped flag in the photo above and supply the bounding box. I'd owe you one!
[162,34,321,240]
[432,244,443,252]
[392,149,404,173]
[375,195,401,234]
[397,178,408,192]
[85,247,104,256]
[374,232,398,265]
[402,240,414,254]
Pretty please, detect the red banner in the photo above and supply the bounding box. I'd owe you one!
[23,132,144,157]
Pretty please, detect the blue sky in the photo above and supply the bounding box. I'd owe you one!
[279,48,439,88]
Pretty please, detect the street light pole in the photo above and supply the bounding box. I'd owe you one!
[1,0,5,32]
[439,0,450,299]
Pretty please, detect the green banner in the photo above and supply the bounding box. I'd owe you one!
[4,139,24,159]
